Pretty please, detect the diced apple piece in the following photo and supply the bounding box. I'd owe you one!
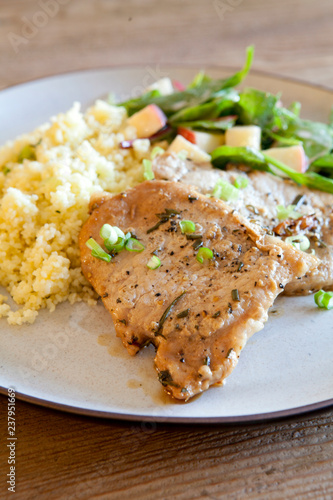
[178,127,224,153]
[167,135,211,162]
[265,145,308,175]
[146,77,174,96]
[225,125,261,150]
[127,104,167,138]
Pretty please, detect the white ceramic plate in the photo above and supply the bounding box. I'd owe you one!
[0,67,333,423]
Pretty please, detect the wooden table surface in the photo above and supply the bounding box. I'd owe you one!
[1,0,333,498]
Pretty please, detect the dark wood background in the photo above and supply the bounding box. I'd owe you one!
[1,0,333,498]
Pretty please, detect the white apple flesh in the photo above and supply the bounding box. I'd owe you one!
[127,104,167,138]
[225,125,261,150]
[265,145,308,175]
[178,127,224,153]
[146,77,174,96]
[167,135,211,162]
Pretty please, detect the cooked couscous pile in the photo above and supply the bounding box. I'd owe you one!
[0,100,160,325]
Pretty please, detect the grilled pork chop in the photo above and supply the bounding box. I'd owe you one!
[153,153,333,295]
[79,180,318,400]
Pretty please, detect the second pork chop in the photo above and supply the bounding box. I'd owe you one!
[153,153,333,295]
[80,180,318,400]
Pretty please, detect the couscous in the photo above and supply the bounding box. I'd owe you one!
[0,100,162,325]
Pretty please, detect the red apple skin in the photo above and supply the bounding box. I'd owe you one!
[178,127,196,144]
[173,80,186,91]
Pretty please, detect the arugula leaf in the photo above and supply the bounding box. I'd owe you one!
[308,154,333,177]
[169,89,239,124]
[281,118,333,161]
[119,46,254,117]
[211,146,269,170]
[263,152,333,193]
[176,116,236,131]
[211,146,333,194]
[187,71,212,89]
[236,88,280,129]
[265,131,302,147]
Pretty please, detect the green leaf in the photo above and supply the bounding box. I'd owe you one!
[211,145,269,170]
[187,71,212,89]
[236,88,280,130]
[308,154,333,177]
[176,116,236,131]
[169,89,239,124]
[281,118,333,161]
[118,46,253,117]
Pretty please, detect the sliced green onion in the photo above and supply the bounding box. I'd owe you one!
[114,226,125,239]
[322,292,333,309]
[276,204,301,221]
[178,150,188,160]
[179,220,196,234]
[234,176,249,189]
[147,255,161,269]
[314,290,325,308]
[100,224,118,245]
[125,237,145,252]
[143,159,154,180]
[105,236,125,253]
[285,234,310,251]
[86,238,111,262]
[151,146,165,159]
[212,179,239,202]
[314,289,333,309]
[196,247,213,263]
[18,144,36,163]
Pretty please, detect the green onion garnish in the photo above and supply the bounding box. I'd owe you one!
[179,220,196,234]
[276,204,301,221]
[234,176,248,189]
[125,237,145,252]
[285,234,310,251]
[143,159,154,180]
[100,224,118,245]
[314,289,333,310]
[106,237,125,253]
[212,179,239,202]
[147,255,161,269]
[18,144,36,163]
[178,150,188,160]
[231,289,240,301]
[151,146,165,159]
[85,238,111,262]
[196,247,213,263]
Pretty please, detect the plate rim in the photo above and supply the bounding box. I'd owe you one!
[1,63,333,96]
[1,66,333,424]
[0,385,332,424]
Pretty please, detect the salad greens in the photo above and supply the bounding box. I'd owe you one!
[118,45,333,194]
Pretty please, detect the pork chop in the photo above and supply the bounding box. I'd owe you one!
[153,153,333,295]
[79,180,318,400]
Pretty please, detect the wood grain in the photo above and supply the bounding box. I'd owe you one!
[0,397,333,500]
[1,0,333,90]
[1,0,333,498]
